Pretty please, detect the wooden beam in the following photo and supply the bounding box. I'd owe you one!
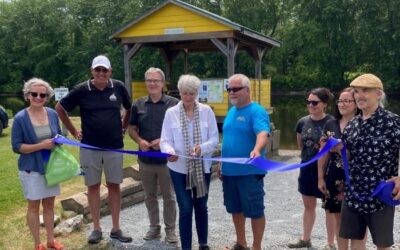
[210,38,228,56]
[120,31,234,44]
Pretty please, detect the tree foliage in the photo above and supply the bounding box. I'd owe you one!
[0,0,399,92]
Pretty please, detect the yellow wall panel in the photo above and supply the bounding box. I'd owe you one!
[117,4,232,38]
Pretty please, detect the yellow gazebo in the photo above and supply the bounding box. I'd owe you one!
[110,0,281,124]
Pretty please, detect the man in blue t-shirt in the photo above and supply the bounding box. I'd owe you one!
[220,74,270,250]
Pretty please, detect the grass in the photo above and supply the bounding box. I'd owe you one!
[0,117,138,250]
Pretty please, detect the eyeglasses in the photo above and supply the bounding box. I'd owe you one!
[30,92,48,99]
[306,100,321,106]
[226,87,245,93]
[145,79,162,84]
[336,99,355,105]
[94,67,109,73]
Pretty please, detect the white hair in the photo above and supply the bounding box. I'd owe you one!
[23,78,54,103]
[177,74,200,94]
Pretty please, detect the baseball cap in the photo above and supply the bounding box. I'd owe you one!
[91,55,111,69]
[350,73,383,90]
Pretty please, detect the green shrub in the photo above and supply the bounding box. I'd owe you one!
[5,109,13,118]
[3,97,26,115]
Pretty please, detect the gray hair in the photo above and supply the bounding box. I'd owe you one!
[378,89,386,108]
[145,67,165,82]
[228,74,250,88]
[23,78,54,103]
[177,74,200,94]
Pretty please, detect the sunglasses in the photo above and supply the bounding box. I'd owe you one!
[94,67,109,73]
[226,86,245,93]
[306,100,321,106]
[30,92,48,98]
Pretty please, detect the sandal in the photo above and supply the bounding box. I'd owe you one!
[35,244,46,250]
[47,240,64,250]
[225,243,250,250]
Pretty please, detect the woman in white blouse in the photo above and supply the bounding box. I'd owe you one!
[160,74,219,250]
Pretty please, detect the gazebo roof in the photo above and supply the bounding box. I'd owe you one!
[110,0,281,49]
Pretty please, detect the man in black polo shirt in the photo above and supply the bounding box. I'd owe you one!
[128,67,178,243]
[55,55,132,244]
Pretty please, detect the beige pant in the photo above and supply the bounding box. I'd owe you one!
[138,159,177,230]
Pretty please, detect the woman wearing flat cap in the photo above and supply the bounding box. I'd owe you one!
[339,73,400,250]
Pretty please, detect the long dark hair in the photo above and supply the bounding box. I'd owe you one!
[309,87,334,104]
[333,87,360,120]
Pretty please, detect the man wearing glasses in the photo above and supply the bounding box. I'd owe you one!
[55,55,132,244]
[219,74,270,250]
[128,67,179,243]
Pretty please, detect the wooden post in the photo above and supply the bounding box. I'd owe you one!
[123,43,142,97]
[160,48,180,85]
[183,49,189,74]
[227,38,237,78]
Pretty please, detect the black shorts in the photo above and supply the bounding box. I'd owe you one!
[339,202,394,248]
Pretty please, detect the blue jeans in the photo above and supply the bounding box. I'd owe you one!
[169,170,211,250]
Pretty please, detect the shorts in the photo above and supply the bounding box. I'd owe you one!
[222,174,265,219]
[80,148,123,186]
[339,202,394,247]
[19,171,60,200]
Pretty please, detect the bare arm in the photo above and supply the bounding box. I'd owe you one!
[55,102,81,140]
[296,133,303,150]
[389,176,400,200]
[250,131,268,158]
[317,139,329,194]
[122,108,130,131]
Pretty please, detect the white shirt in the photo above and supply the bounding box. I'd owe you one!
[160,102,219,174]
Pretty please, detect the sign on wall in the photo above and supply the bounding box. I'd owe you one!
[198,79,226,103]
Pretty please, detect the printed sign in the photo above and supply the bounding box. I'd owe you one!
[54,87,69,101]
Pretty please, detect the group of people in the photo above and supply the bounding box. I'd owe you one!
[290,74,400,250]
[11,55,269,250]
[10,54,400,250]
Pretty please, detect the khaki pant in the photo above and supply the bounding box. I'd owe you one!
[138,159,177,230]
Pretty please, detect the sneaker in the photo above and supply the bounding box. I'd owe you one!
[143,226,161,240]
[288,239,312,248]
[35,244,46,250]
[47,240,64,250]
[88,230,103,244]
[110,229,132,243]
[323,244,336,250]
[165,229,178,243]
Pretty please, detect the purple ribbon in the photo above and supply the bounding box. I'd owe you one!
[341,145,400,206]
[52,135,399,206]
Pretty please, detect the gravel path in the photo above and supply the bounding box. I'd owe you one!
[94,151,400,250]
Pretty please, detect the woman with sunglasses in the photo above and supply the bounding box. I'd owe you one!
[289,87,334,249]
[11,78,64,250]
[318,87,360,250]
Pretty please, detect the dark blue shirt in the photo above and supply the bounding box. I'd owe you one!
[59,79,131,149]
[129,94,178,164]
[343,107,400,213]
